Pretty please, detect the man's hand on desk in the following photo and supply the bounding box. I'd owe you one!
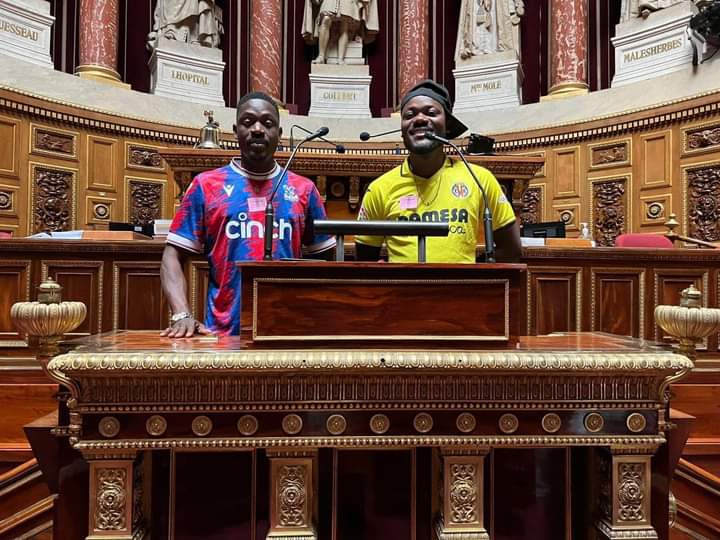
[160,317,213,338]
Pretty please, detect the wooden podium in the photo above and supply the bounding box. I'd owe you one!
[239,262,527,348]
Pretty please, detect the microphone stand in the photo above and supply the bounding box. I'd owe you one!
[264,127,329,260]
[291,124,345,153]
[425,133,496,263]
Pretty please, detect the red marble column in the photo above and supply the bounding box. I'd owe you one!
[250,0,283,102]
[76,0,123,84]
[547,0,589,98]
[398,0,429,100]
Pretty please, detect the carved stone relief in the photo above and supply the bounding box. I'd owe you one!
[278,465,307,527]
[129,180,163,226]
[33,166,74,233]
[687,165,720,242]
[520,186,542,225]
[128,146,163,169]
[95,468,127,530]
[591,143,628,166]
[592,179,626,247]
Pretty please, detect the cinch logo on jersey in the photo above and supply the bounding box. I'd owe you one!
[225,212,293,240]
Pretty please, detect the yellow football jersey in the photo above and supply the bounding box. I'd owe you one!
[355,158,516,263]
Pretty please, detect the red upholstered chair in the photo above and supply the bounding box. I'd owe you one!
[0,231,11,239]
[615,233,674,248]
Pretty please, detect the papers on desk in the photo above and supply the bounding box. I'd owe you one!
[521,237,545,247]
[27,230,84,239]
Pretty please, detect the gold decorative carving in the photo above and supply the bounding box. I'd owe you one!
[0,190,11,211]
[584,412,605,433]
[128,179,163,226]
[145,415,167,437]
[278,465,308,527]
[542,413,562,433]
[326,414,347,435]
[31,164,77,233]
[99,416,120,438]
[456,413,477,433]
[654,284,720,360]
[191,415,212,437]
[592,178,626,247]
[559,209,574,227]
[283,414,303,435]
[94,468,127,530]
[31,125,77,159]
[618,462,645,522]
[93,203,110,220]
[370,414,390,434]
[237,415,259,436]
[414,413,434,433]
[686,125,720,151]
[520,186,542,225]
[499,413,519,434]
[685,164,720,242]
[626,413,647,433]
[449,464,477,523]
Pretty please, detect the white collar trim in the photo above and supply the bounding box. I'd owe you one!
[230,158,280,180]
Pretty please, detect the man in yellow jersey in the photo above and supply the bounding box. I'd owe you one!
[355,80,521,263]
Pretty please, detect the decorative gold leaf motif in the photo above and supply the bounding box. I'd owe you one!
[278,465,307,527]
[237,415,259,436]
[541,413,562,434]
[449,464,477,524]
[456,413,477,434]
[95,468,127,530]
[191,415,212,437]
[584,412,605,433]
[618,463,645,522]
[414,413,434,433]
[146,415,167,437]
[282,414,303,435]
[498,413,518,434]
[98,416,120,438]
[369,414,390,434]
[326,414,347,435]
[626,413,647,433]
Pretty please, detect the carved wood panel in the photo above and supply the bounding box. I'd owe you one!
[591,269,645,339]
[85,195,116,225]
[685,163,720,242]
[87,135,117,191]
[640,193,671,226]
[527,268,581,335]
[126,178,164,226]
[113,262,168,330]
[126,142,164,171]
[589,140,630,169]
[640,131,671,188]
[554,147,581,198]
[591,177,627,247]
[0,260,31,346]
[0,115,19,177]
[520,186,543,225]
[683,121,720,155]
[552,202,580,232]
[0,184,17,217]
[31,124,78,160]
[42,260,104,335]
[653,269,709,342]
[30,163,77,233]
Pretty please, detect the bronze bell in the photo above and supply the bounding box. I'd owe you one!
[195,110,221,149]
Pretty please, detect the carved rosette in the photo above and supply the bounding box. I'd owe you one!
[129,146,162,168]
[686,165,720,242]
[146,415,167,437]
[626,413,647,433]
[542,413,562,433]
[95,468,127,530]
[456,413,477,433]
[370,414,390,434]
[33,166,75,233]
[592,179,626,247]
[520,186,542,225]
[237,415,259,436]
[129,180,162,226]
[584,412,605,433]
[499,413,519,434]
[686,125,720,151]
[99,416,120,438]
[326,414,347,435]
[449,464,477,524]
[278,465,308,527]
[618,463,645,522]
[0,190,12,211]
[414,413,434,433]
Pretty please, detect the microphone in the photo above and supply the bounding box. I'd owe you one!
[290,124,345,153]
[359,128,402,141]
[263,126,329,261]
[424,132,496,263]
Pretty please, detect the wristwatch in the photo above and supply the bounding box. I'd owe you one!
[170,312,193,324]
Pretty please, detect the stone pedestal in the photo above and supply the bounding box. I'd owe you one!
[308,64,371,118]
[148,38,225,106]
[453,51,523,113]
[612,1,697,88]
[0,0,54,68]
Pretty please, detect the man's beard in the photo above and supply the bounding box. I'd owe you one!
[406,137,442,155]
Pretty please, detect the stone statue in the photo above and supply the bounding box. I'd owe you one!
[620,0,687,22]
[455,0,525,62]
[147,0,223,50]
[302,0,380,65]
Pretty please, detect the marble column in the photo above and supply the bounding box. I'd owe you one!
[75,0,125,86]
[398,0,429,100]
[250,0,283,102]
[546,0,589,99]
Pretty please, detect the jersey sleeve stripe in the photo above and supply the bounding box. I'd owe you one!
[167,232,203,253]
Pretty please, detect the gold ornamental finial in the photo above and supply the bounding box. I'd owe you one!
[655,285,720,360]
[664,213,680,240]
[37,277,63,304]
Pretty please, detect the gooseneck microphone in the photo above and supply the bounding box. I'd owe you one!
[425,132,496,263]
[290,124,346,154]
[359,128,402,141]
[263,126,330,261]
